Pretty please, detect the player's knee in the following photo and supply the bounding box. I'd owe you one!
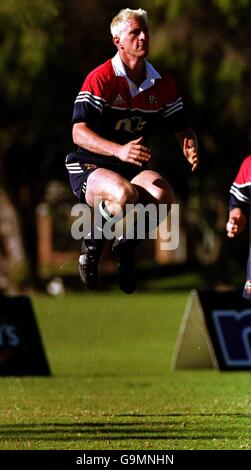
[114,183,138,208]
[153,187,174,207]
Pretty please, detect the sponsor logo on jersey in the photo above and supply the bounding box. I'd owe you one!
[113,94,126,106]
[115,116,147,133]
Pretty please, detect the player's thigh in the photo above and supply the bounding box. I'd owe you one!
[131,169,174,205]
[86,168,138,207]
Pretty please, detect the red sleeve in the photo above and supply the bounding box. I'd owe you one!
[229,155,251,210]
[234,155,251,185]
[72,65,110,124]
[160,71,190,132]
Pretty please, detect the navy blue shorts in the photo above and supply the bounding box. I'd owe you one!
[65,152,143,202]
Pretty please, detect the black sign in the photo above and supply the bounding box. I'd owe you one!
[0,294,50,376]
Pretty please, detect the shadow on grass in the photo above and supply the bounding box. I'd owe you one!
[0,413,249,442]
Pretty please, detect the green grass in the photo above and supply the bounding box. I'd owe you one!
[0,291,250,450]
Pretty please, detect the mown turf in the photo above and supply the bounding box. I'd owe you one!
[0,291,250,450]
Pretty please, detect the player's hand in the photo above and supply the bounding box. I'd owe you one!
[183,137,199,171]
[226,208,246,238]
[117,137,151,167]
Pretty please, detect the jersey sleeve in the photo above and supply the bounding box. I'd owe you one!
[160,73,190,132]
[72,70,107,126]
[229,156,251,211]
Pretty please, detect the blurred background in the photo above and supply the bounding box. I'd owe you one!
[0,0,250,294]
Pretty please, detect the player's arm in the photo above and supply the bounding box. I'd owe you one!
[175,127,199,171]
[226,156,251,237]
[72,123,150,167]
[73,122,119,158]
[160,72,199,171]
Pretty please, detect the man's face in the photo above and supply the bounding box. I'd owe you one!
[118,18,149,58]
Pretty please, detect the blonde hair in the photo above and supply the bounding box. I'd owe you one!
[110,8,148,38]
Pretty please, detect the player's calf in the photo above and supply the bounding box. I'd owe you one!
[112,239,139,294]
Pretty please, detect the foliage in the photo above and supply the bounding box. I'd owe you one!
[0,0,60,157]
[144,0,250,144]
[0,0,64,282]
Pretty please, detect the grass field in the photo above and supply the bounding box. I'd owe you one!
[0,290,250,450]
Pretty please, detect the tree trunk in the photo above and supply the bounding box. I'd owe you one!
[0,187,26,293]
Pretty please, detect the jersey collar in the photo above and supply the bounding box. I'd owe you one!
[111,52,161,97]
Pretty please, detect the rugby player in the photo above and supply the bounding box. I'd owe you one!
[66,8,199,293]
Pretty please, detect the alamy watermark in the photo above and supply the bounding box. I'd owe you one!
[71,198,180,250]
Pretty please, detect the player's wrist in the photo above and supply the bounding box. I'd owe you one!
[112,144,121,159]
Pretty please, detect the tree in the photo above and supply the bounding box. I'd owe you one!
[0,0,60,288]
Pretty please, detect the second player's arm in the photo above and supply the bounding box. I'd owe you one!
[72,122,150,167]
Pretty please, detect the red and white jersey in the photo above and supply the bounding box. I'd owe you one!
[72,52,189,165]
[229,155,251,210]
[229,156,251,300]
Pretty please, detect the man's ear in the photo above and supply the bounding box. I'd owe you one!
[113,36,123,49]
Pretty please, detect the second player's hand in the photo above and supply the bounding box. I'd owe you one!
[226,208,246,238]
[116,136,151,167]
